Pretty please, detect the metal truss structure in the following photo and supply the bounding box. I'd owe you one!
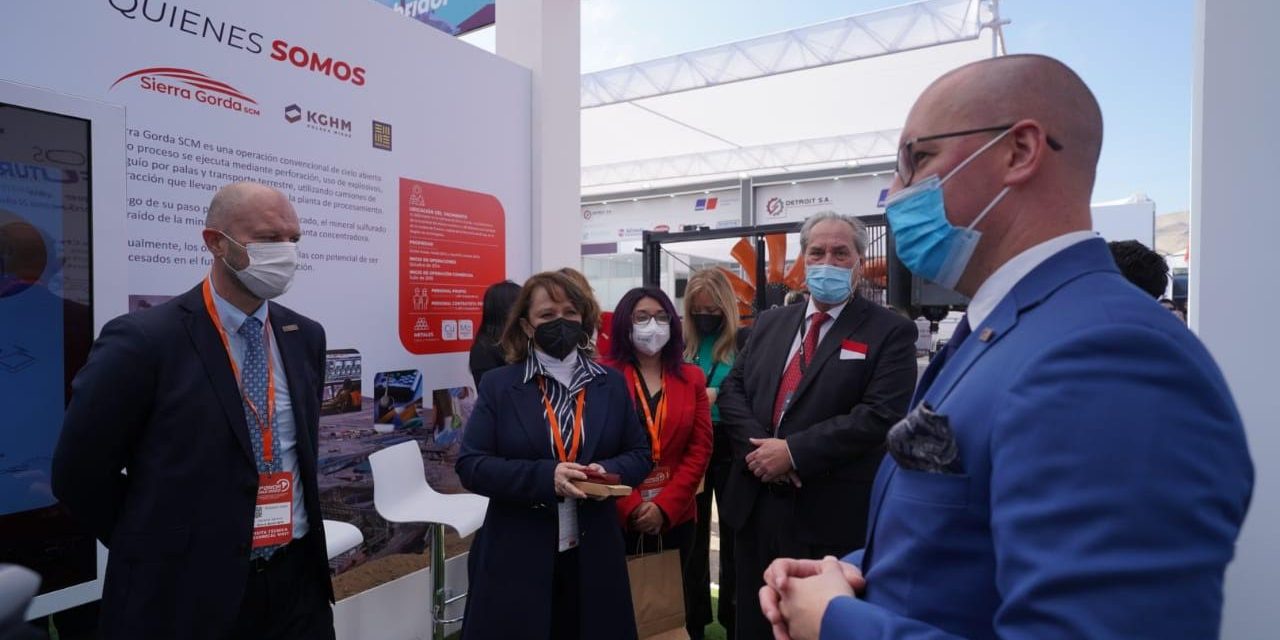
[582,129,901,189]
[580,0,1001,108]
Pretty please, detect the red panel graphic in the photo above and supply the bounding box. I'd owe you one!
[399,178,506,354]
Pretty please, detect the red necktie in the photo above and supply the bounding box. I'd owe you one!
[772,311,829,430]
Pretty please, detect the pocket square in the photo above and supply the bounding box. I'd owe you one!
[839,339,868,360]
[282,324,299,332]
[887,402,959,474]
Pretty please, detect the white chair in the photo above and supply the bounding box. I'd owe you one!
[322,519,364,560]
[0,564,39,637]
[369,440,488,640]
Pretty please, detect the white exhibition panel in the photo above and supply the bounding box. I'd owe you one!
[753,173,895,225]
[1089,199,1155,248]
[581,188,743,249]
[333,554,469,640]
[1194,1,1280,637]
[0,0,531,620]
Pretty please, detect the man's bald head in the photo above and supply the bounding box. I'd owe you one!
[205,182,292,232]
[911,54,1103,191]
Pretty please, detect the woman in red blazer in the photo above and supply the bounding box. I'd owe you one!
[604,286,713,639]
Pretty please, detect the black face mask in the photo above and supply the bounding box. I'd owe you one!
[692,313,725,336]
[532,317,584,360]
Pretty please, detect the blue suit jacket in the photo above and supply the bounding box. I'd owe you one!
[823,239,1253,639]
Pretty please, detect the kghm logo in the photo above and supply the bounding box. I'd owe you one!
[110,67,261,116]
[284,103,352,138]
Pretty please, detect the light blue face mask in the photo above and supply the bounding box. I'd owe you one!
[805,263,854,305]
[885,129,1013,290]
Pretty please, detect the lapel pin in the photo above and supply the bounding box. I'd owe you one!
[979,328,995,342]
[282,324,299,333]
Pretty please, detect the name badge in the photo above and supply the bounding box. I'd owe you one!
[639,465,671,502]
[253,471,294,548]
[557,498,579,552]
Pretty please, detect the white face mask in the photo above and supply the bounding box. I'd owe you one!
[221,232,298,300]
[631,318,671,356]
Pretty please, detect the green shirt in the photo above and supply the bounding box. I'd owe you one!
[691,335,734,422]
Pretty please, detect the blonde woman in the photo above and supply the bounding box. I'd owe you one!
[681,267,741,639]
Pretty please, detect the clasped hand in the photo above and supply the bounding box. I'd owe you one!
[628,501,665,535]
[747,437,802,487]
[758,556,865,640]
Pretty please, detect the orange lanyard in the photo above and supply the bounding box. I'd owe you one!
[538,378,585,462]
[632,368,667,464]
[202,278,276,464]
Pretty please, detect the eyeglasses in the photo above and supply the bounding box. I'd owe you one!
[896,124,1064,188]
[632,311,672,325]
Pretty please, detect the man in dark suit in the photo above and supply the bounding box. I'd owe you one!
[53,182,334,639]
[760,55,1252,640]
[717,211,918,640]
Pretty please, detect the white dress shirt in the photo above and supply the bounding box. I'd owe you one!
[778,296,851,470]
[966,230,1098,329]
[210,281,309,540]
[784,297,850,366]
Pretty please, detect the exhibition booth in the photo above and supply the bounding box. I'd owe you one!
[1,0,1276,638]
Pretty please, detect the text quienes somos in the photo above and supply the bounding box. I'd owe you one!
[107,0,367,86]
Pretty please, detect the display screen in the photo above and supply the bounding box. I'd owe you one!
[0,102,96,593]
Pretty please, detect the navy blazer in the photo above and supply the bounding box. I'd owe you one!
[52,283,331,640]
[456,360,652,640]
[825,239,1253,639]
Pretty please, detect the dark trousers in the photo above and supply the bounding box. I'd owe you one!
[229,535,335,640]
[689,433,736,639]
[550,547,581,639]
[733,489,853,640]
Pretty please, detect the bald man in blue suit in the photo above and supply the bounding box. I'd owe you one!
[759,54,1253,640]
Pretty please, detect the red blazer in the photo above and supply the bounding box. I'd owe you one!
[605,359,713,530]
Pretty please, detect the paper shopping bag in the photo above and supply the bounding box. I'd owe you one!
[626,548,688,639]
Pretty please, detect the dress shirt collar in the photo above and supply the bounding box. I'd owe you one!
[209,278,268,335]
[804,295,850,324]
[967,230,1098,328]
[522,348,606,388]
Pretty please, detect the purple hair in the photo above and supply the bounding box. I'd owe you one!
[608,286,686,380]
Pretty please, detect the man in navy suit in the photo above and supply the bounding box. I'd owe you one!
[53,182,334,639]
[759,54,1253,639]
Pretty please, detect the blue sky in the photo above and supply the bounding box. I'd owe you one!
[577,0,1194,214]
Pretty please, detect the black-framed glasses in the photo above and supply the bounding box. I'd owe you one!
[896,123,1064,187]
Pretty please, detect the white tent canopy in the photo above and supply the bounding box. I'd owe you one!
[580,0,1004,197]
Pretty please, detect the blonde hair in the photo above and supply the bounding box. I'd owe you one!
[682,268,739,365]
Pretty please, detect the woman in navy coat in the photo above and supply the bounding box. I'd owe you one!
[457,271,652,639]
